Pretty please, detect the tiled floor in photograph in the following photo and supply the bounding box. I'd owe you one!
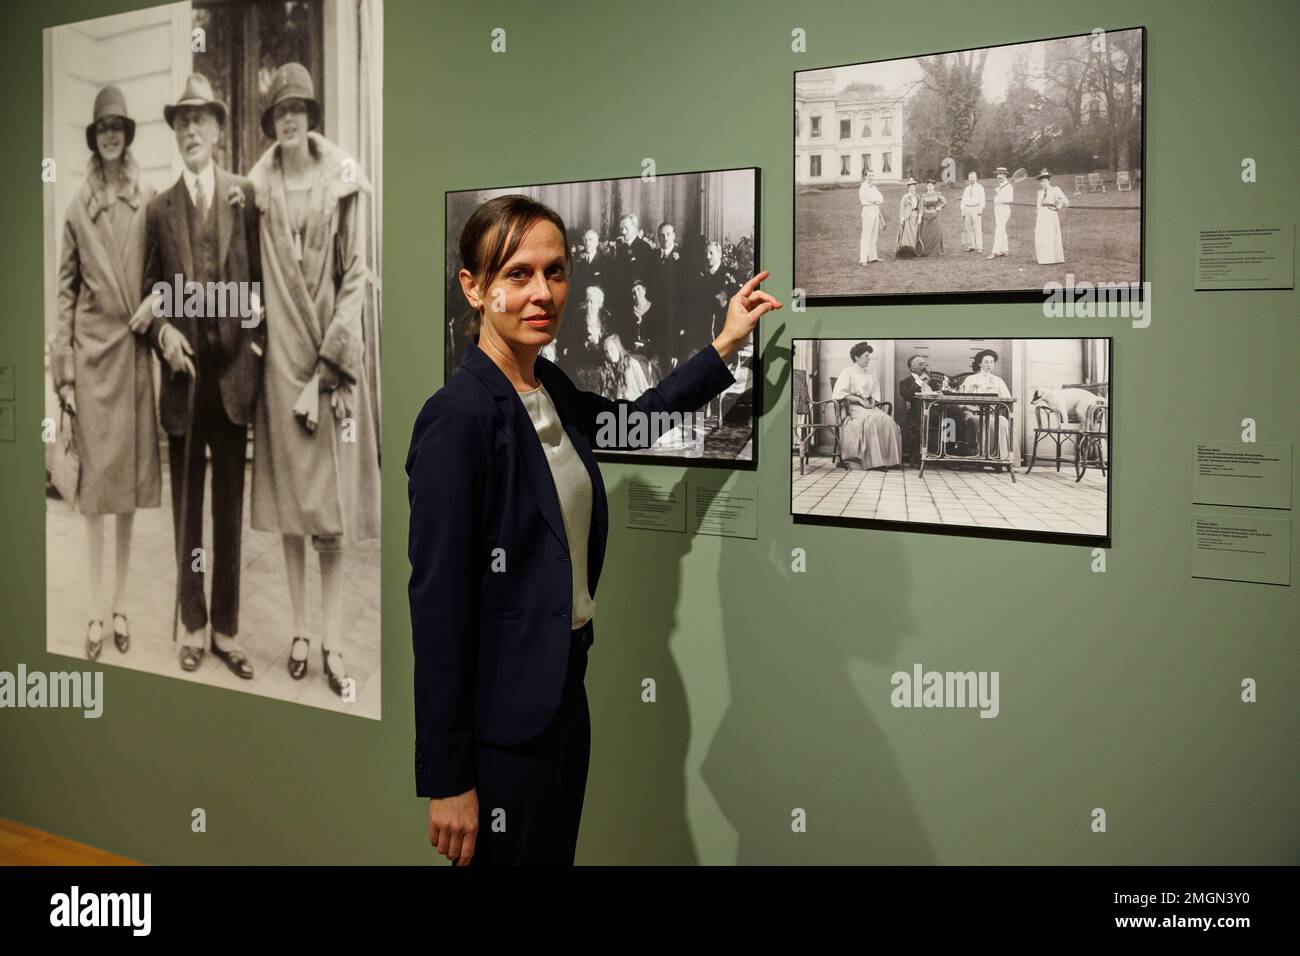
[791,455,1108,536]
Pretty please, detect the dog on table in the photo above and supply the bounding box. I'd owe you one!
[1030,387,1106,427]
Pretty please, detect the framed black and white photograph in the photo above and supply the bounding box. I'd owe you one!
[793,27,1144,305]
[791,337,1111,545]
[444,167,760,468]
[42,0,384,717]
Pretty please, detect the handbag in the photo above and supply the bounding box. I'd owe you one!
[50,405,80,504]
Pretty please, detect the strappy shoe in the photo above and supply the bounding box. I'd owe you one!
[211,636,254,680]
[179,629,205,671]
[288,636,310,680]
[86,619,104,660]
[111,612,130,653]
[322,646,348,697]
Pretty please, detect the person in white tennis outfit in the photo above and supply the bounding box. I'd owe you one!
[987,166,1013,259]
[858,169,885,264]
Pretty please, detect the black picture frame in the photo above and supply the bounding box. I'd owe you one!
[793,26,1146,307]
[444,165,762,471]
[789,336,1113,547]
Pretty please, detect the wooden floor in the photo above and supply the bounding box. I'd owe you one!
[0,820,138,866]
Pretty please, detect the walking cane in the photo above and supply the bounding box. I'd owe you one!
[171,366,199,647]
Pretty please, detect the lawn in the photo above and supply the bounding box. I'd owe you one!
[793,175,1141,297]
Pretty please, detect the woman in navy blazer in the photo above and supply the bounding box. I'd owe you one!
[407,195,779,866]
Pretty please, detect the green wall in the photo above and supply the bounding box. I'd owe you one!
[1,0,1295,865]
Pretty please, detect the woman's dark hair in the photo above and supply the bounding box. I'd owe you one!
[971,348,999,371]
[459,194,570,309]
[850,341,873,361]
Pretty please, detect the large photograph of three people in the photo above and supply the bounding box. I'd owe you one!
[42,0,384,717]
[791,337,1111,545]
[794,27,1143,304]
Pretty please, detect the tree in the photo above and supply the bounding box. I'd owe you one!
[911,49,989,163]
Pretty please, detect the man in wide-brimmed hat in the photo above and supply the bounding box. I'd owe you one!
[136,72,265,680]
[987,165,1013,259]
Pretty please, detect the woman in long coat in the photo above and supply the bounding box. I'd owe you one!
[248,63,380,696]
[52,86,161,659]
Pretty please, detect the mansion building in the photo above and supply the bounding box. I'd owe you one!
[795,69,904,185]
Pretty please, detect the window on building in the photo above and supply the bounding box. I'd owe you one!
[863,115,872,138]
[810,115,820,137]
[810,155,822,177]
[839,118,850,140]
[862,153,872,173]
[882,152,892,173]
[882,113,893,137]
[840,155,850,175]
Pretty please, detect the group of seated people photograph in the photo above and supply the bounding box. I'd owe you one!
[830,342,1014,471]
[811,340,1107,481]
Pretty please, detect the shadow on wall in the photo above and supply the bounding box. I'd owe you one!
[582,474,698,864]
[699,334,936,863]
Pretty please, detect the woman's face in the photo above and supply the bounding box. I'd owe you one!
[95,118,126,163]
[907,184,916,194]
[603,336,622,363]
[273,99,310,149]
[463,218,569,352]
[980,354,996,372]
[855,350,871,368]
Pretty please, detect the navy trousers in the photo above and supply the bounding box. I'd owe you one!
[469,619,593,866]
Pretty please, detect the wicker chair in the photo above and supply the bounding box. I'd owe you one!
[1075,401,1109,482]
[1027,383,1108,473]
[792,369,842,475]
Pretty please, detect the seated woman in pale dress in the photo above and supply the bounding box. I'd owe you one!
[831,341,902,470]
[958,349,1013,463]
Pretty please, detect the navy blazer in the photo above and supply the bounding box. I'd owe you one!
[406,339,736,798]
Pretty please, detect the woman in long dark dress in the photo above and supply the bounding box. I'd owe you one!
[895,179,921,257]
[917,179,947,257]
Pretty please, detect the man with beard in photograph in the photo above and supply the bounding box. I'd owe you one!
[135,73,264,678]
[897,355,948,468]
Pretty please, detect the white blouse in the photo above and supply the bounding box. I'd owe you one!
[518,382,596,630]
[832,363,882,404]
[960,371,1011,398]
